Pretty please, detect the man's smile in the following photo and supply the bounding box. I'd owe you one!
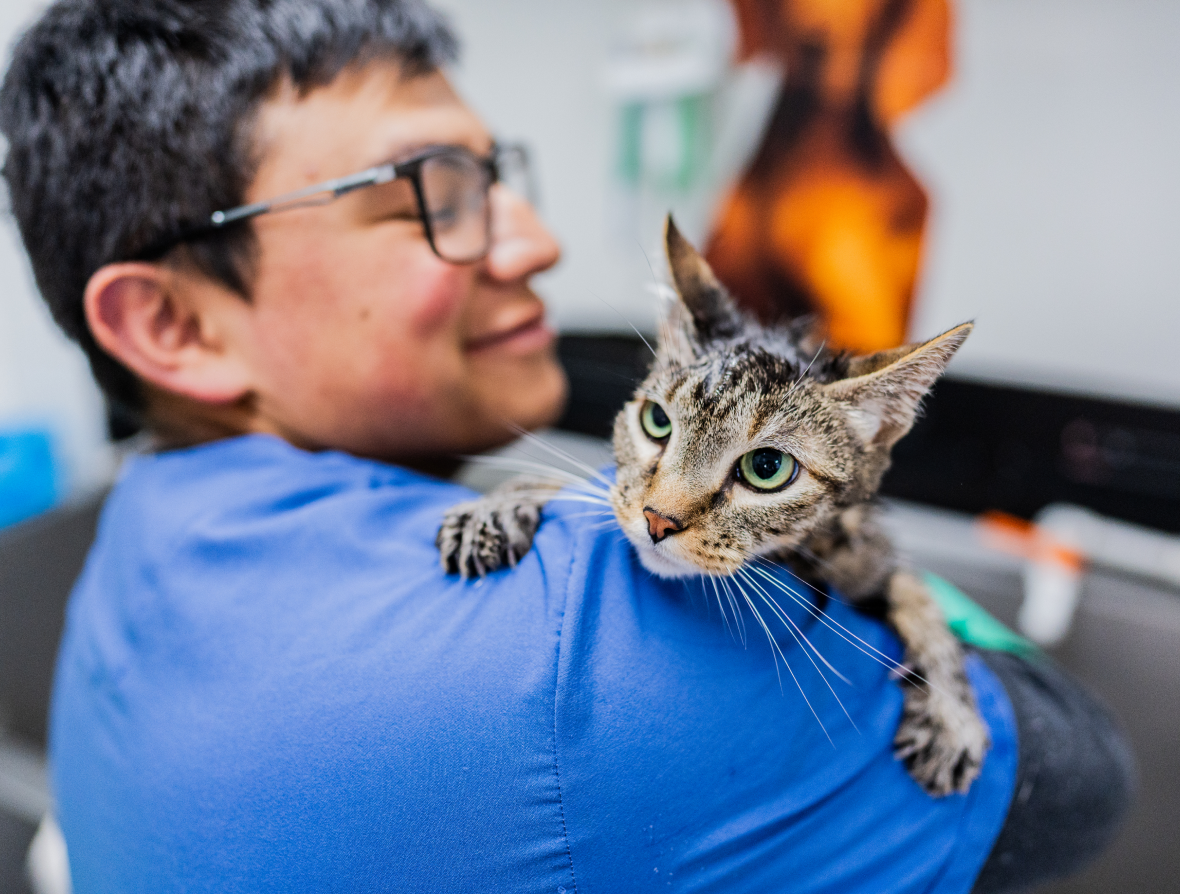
[466,308,553,355]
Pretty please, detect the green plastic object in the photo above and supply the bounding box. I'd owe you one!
[923,572,1041,660]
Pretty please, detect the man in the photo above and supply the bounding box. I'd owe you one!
[0,1,1131,891]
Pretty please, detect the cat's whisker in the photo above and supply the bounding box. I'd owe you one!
[506,435,613,485]
[769,544,843,583]
[785,339,827,398]
[730,573,787,687]
[460,457,613,506]
[585,520,624,533]
[791,543,828,566]
[736,568,858,733]
[705,574,737,642]
[577,514,621,528]
[717,574,747,645]
[487,486,612,507]
[460,454,598,486]
[505,427,617,491]
[702,574,725,633]
[754,554,847,605]
[746,564,950,698]
[482,485,607,502]
[747,563,903,670]
[560,509,617,521]
[498,464,613,502]
[729,572,834,746]
[542,494,613,507]
[547,361,645,388]
[560,487,614,504]
[587,289,657,359]
[739,568,854,688]
[757,549,861,610]
[635,240,673,308]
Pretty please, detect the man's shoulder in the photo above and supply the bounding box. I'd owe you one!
[60,434,581,764]
[94,435,458,567]
[53,440,588,892]
[115,434,446,518]
[77,435,593,656]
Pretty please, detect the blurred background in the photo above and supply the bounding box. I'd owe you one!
[1,0,1178,891]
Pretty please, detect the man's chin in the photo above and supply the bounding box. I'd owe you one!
[392,351,568,460]
[477,353,568,444]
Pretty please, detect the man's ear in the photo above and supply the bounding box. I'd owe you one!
[663,215,744,345]
[83,262,254,405]
[823,322,973,449]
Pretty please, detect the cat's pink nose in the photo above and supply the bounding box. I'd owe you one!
[644,508,684,544]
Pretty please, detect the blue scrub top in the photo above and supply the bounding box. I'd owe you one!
[51,435,1017,892]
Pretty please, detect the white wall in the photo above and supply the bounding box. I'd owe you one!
[433,0,669,335]
[1,0,1175,499]
[441,0,1180,409]
[0,0,115,495]
[432,0,767,336]
[901,0,1180,408]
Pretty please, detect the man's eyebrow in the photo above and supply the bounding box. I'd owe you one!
[369,136,494,168]
[379,141,436,165]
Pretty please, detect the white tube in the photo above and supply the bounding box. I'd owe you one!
[1016,503,1180,645]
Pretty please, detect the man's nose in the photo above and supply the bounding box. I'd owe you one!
[483,183,561,282]
[644,508,684,544]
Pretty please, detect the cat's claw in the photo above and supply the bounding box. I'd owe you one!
[893,678,990,797]
[437,495,544,578]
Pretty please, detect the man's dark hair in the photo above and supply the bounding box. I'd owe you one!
[0,0,458,423]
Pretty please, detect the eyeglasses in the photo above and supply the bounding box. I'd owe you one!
[137,142,534,264]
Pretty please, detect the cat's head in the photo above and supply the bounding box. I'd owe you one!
[610,216,971,579]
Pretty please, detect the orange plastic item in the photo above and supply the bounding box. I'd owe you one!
[976,510,1087,572]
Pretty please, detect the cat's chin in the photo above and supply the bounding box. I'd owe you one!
[626,535,721,579]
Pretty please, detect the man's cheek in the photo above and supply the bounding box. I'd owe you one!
[402,261,470,336]
[368,348,468,415]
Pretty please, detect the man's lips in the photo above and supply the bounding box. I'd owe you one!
[466,312,554,354]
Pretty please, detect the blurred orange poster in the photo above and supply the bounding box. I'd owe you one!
[707,0,952,353]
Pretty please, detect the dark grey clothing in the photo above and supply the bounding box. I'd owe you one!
[972,650,1136,893]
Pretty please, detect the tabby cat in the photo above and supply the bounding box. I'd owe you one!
[437,217,988,796]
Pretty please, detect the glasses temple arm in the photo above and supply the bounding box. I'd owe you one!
[208,163,396,228]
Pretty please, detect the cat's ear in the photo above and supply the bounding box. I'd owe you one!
[664,215,743,343]
[823,323,973,449]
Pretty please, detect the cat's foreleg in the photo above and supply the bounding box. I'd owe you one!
[887,569,990,796]
[437,476,565,578]
[796,508,989,795]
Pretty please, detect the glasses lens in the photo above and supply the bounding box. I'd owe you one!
[420,151,491,263]
[494,145,536,206]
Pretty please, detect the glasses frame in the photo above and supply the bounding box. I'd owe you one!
[135,142,532,264]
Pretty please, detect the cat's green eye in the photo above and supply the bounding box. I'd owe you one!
[737,448,798,491]
[640,401,673,441]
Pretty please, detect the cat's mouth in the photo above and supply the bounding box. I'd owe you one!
[620,517,743,579]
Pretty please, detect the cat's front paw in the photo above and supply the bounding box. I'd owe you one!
[437,495,543,578]
[893,677,990,797]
